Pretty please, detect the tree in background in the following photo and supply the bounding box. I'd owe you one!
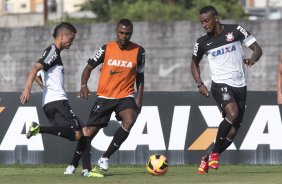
[187,0,246,21]
[80,0,246,22]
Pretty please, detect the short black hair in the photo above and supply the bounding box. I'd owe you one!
[117,19,133,28]
[52,22,77,38]
[200,6,218,16]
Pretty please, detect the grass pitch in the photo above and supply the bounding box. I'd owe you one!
[0,164,282,184]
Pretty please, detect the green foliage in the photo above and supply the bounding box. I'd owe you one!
[109,0,189,22]
[77,0,246,23]
[187,0,246,21]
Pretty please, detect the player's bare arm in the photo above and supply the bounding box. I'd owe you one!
[34,75,43,89]
[78,64,94,99]
[277,52,282,104]
[20,63,44,104]
[244,42,262,67]
[191,58,209,97]
[135,73,144,113]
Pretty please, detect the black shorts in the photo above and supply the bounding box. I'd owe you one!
[86,97,138,127]
[43,100,82,130]
[211,82,247,127]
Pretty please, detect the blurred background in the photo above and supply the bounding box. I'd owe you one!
[0,0,281,92]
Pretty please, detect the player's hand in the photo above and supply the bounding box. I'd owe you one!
[77,85,90,99]
[244,58,256,67]
[198,84,209,97]
[135,99,142,114]
[20,89,30,104]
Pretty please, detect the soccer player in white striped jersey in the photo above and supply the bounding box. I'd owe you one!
[191,6,262,174]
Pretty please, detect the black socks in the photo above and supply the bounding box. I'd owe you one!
[102,126,129,158]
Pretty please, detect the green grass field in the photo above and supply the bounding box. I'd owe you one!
[0,164,282,184]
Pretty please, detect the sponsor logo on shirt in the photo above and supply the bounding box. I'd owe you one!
[45,52,58,65]
[107,59,133,68]
[237,25,249,38]
[193,42,199,56]
[109,70,123,75]
[92,47,105,61]
[211,45,236,57]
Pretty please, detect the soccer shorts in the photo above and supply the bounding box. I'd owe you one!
[43,100,82,130]
[211,81,247,128]
[86,97,138,127]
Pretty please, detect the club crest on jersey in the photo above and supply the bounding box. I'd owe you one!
[225,32,234,42]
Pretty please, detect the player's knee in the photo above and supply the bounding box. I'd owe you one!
[122,120,135,131]
[226,112,239,124]
[82,127,92,137]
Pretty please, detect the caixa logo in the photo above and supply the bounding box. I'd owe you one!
[211,45,236,57]
[1,105,282,151]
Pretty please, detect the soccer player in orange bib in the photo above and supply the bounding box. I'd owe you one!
[65,19,145,177]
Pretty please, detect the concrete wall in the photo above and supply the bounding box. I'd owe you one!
[0,20,281,92]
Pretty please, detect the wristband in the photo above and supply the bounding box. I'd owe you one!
[81,84,87,88]
[196,82,204,88]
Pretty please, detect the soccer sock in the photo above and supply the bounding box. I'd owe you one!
[102,126,129,159]
[81,136,92,171]
[39,126,76,141]
[219,138,233,155]
[202,154,209,161]
[70,136,87,167]
[212,118,232,153]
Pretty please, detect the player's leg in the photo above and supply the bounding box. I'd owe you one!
[84,97,113,177]
[209,102,239,169]
[219,89,246,154]
[64,136,87,175]
[27,100,82,141]
[208,83,240,170]
[98,98,138,172]
[80,126,100,176]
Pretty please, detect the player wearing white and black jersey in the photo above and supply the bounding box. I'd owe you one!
[21,22,83,143]
[193,24,256,87]
[191,6,262,174]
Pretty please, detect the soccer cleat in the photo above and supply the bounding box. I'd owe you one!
[98,157,109,171]
[26,122,39,139]
[81,169,89,177]
[64,165,76,175]
[209,152,220,170]
[88,166,104,178]
[197,156,209,174]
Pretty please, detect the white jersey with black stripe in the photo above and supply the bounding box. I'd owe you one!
[192,24,256,87]
[38,44,67,106]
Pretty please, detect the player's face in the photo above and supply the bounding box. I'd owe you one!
[116,24,133,49]
[200,12,218,34]
[61,31,76,49]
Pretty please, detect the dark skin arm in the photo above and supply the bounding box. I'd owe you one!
[78,64,95,99]
[191,58,209,97]
[135,73,144,113]
[243,42,262,67]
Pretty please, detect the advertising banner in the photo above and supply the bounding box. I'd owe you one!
[0,92,281,165]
